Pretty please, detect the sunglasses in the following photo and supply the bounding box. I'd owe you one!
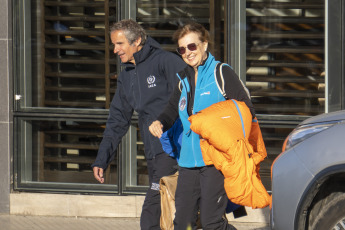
[176,43,199,55]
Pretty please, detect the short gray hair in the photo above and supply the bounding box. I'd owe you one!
[110,19,147,46]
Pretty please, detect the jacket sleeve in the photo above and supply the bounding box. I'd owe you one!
[222,65,256,118]
[92,76,134,170]
[157,83,181,132]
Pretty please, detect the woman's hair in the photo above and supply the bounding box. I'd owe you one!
[172,22,210,44]
[110,19,147,46]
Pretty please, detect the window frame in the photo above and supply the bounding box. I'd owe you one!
[13,0,345,195]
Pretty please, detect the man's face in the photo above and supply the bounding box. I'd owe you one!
[111,30,142,64]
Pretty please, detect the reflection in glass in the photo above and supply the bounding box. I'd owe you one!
[17,118,117,185]
[14,0,328,194]
[246,0,325,116]
[27,0,118,109]
[136,0,225,61]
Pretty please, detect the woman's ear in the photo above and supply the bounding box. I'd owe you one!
[204,42,208,51]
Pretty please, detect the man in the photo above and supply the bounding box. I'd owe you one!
[92,19,186,230]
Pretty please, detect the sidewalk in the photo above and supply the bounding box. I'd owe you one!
[0,214,270,230]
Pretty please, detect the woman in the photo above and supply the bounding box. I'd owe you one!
[149,22,255,230]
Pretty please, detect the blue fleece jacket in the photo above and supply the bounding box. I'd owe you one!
[177,53,225,168]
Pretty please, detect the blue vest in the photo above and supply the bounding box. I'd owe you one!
[177,53,225,167]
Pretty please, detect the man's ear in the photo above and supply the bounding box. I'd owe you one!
[134,37,142,47]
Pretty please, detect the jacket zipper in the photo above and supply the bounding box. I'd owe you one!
[135,67,142,110]
[179,72,198,167]
[190,70,199,167]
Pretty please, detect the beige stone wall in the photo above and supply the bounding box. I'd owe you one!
[10,193,269,223]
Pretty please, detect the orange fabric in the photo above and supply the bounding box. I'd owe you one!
[188,100,271,209]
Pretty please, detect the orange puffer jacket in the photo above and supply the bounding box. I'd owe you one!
[188,99,271,209]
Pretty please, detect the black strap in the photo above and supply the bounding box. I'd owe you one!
[214,63,229,100]
[214,63,251,100]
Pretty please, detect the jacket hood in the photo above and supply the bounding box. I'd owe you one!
[122,36,161,67]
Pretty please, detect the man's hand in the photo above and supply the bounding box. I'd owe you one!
[93,167,105,183]
[149,120,163,138]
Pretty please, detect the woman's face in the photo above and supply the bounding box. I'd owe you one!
[177,32,208,69]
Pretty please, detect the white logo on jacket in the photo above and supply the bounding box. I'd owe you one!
[200,91,210,96]
[147,75,156,88]
[179,96,187,111]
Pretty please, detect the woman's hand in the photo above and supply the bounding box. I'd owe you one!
[149,120,163,138]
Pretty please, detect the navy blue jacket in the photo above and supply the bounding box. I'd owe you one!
[92,36,186,169]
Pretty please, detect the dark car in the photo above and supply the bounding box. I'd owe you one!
[270,110,345,230]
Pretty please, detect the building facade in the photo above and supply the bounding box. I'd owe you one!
[1,0,344,218]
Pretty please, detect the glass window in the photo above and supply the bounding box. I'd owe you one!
[16,0,118,110]
[14,0,229,193]
[14,0,330,194]
[136,0,226,61]
[244,0,325,190]
[121,122,149,193]
[246,0,325,116]
[123,0,228,192]
[15,117,118,193]
[14,0,123,193]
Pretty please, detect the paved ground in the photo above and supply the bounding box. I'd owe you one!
[0,214,270,230]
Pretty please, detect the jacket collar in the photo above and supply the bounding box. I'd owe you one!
[177,52,214,80]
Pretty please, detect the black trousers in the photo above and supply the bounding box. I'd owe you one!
[174,166,230,230]
[140,153,178,230]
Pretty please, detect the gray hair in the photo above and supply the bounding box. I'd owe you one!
[110,19,147,46]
